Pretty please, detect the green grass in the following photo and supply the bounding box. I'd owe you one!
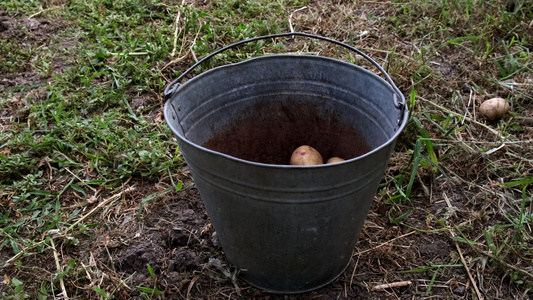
[1,0,532,298]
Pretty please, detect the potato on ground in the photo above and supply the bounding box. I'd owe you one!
[479,97,510,121]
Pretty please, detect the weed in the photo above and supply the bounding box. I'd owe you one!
[402,264,463,295]
[492,37,532,80]
[136,264,164,298]
[1,277,29,299]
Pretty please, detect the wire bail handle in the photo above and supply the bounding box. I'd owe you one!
[164,32,406,116]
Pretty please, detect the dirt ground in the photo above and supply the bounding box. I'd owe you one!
[39,176,474,300]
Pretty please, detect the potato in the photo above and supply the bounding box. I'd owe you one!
[290,145,323,165]
[327,157,345,164]
[479,97,510,121]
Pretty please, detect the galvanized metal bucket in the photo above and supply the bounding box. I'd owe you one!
[164,32,408,293]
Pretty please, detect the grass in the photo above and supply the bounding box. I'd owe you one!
[1,0,532,298]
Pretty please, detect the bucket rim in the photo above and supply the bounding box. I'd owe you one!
[164,54,409,169]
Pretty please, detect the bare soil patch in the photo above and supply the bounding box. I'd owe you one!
[17,178,486,300]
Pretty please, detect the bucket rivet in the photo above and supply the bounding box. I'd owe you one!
[172,112,176,119]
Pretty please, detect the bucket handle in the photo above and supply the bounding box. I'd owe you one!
[164,32,406,116]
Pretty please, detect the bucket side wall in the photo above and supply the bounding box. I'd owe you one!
[178,138,396,292]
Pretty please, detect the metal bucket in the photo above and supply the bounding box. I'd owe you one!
[164,32,408,293]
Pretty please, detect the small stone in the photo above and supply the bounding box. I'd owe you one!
[167,271,181,281]
[211,231,221,248]
[130,98,146,110]
[453,285,466,296]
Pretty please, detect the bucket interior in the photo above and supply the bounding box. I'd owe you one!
[202,95,373,164]
[167,55,404,165]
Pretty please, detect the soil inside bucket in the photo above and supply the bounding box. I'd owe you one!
[202,99,371,165]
